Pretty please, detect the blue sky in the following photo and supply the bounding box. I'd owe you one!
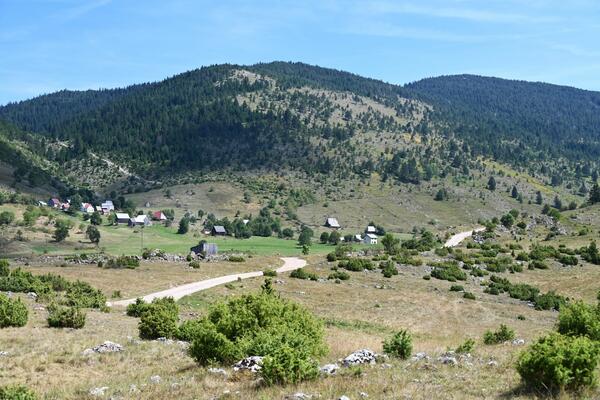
[1,0,600,105]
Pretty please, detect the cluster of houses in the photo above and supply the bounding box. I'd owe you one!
[325,217,379,245]
[42,196,170,228]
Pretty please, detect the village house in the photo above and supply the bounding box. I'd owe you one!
[363,233,378,245]
[152,211,167,221]
[48,198,61,208]
[115,212,130,224]
[129,214,151,227]
[325,217,341,229]
[60,202,70,212]
[211,225,227,236]
[101,200,115,214]
[80,203,95,213]
[190,242,219,257]
[354,234,363,242]
[366,225,377,234]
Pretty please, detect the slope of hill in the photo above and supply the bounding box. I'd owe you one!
[0,62,598,196]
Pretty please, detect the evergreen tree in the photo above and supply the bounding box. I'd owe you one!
[535,191,543,205]
[487,176,497,191]
[177,217,190,234]
[589,183,600,204]
[86,225,101,244]
[511,186,519,199]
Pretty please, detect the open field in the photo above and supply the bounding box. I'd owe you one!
[3,240,600,399]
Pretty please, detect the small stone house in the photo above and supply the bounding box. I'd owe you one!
[115,212,130,224]
[363,233,378,245]
[325,217,341,229]
[211,225,227,236]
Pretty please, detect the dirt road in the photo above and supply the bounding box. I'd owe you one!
[443,227,485,248]
[108,257,306,307]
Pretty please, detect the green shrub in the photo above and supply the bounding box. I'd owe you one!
[106,255,140,269]
[186,290,326,373]
[326,252,337,262]
[515,252,530,261]
[483,324,515,344]
[380,261,398,278]
[529,260,548,270]
[64,280,106,309]
[463,292,476,300]
[261,344,320,385]
[0,294,28,328]
[138,297,179,339]
[290,268,318,281]
[328,271,350,281]
[430,261,467,282]
[263,269,277,277]
[47,305,85,329]
[557,301,600,340]
[0,385,37,400]
[338,258,374,272]
[558,254,578,266]
[228,255,245,262]
[449,285,464,292]
[535,291,566,311]
[516,333,600,392]
[382,329,413,359]
[455,338,475,354]
[189,261,200,269]
[0,259,9,277]
[175,319,205,342]
[126,298,149,317]
[422,274,431,280]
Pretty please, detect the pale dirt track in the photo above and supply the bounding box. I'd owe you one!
[443,227,485,248]
[108,257,306,307]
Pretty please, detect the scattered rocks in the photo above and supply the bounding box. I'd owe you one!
[286,393,313,400]
[26,292,37,300]
[437,352,458,366]
[488,360,499,367]
[320,363,340,375]
[274,279,285,284]
[342,349,377,367]
[233,356,263,373]
[129,384,139,394]
[339,396,351,400]
[208,367,228,376]
[512,338,525,346]
[89,387,109,396]
[149,375,161,384]
[360,393,369,398]
[0,351,9,357]
[411,352,430,362]
[83,341,123,355]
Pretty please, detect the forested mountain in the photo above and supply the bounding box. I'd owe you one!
[0,62,599,191]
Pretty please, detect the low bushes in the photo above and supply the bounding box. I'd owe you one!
[0,293,28,328]
[516,333,600,392]
[137,297,179,339]
[126,298,149,317]
[0,385,37,400]
[557,301,600,340]
[483,324,515,344]
[463,292,476,300]
[47,305,86,329]
[228,256,245,262]
[455,338,475,354]
[338,258,374,272]
[186,286,326,385]
[380,261,398,278]
[263,269,277,277]
[105,255,140,269]
[327,271,350,281]
[290,268,318,281]
[449,285,464,292]
[430,261,467,282]
[382,329,413,359]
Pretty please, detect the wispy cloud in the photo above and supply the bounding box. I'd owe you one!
[358,1,560,24]
[51,0,112,22]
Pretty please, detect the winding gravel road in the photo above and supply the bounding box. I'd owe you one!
[443,227,485,248]
[108,257,306,307]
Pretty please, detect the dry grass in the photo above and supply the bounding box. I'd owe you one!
[5,247,598,399]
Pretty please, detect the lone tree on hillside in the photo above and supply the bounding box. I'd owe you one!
[86,225,101,245]
[589,183,600,205]
[381,233,400,255]
[511,186,519,199]
[53,220,70,242]
[177,217,190,234]
[90,211,102,226]
[535,191,543,205]
[487,176,497,191]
